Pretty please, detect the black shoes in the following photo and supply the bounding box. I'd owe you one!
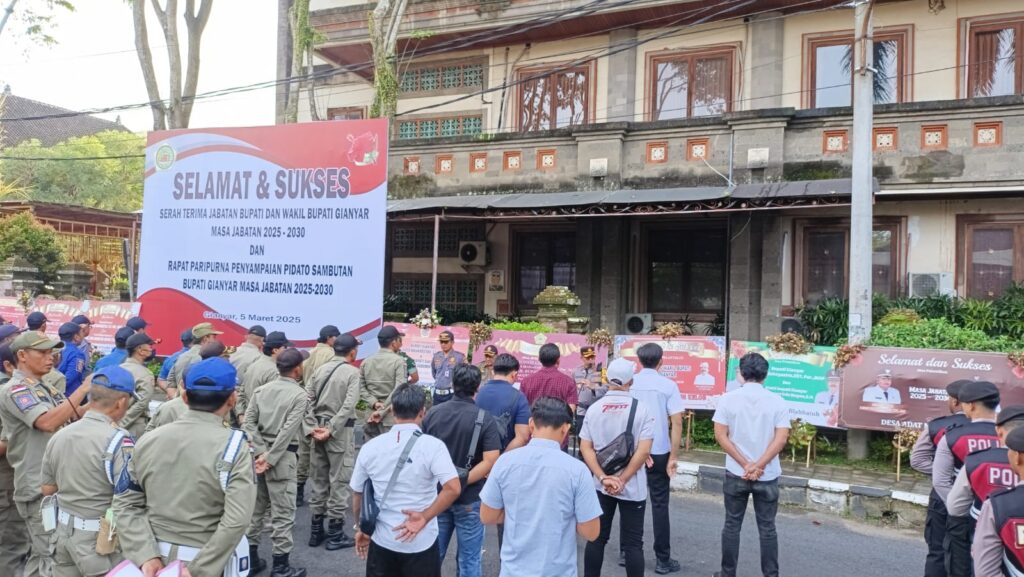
[250,545,267,576]
[325,518,356,550]
[270,553,306,577]
[308,514,326,547]
[656,558,682,574]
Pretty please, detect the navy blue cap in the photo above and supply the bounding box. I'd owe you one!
[114,326,135,347]
[276,348,306,372]
[0,324,23,342]
[126,317,147,331]
[92,366,140,399]
[71,315,91,325]
[126,333,155,352]
[998,405,1024,426]
[333,333,362,353]
[26,311,47,330]
[58,322,82,340]
[378,325,404,341]
[248,325,267,338]
[946,379,972,400]
[319,325,341,340]
[265,331,291,349]
[185,357,238,392]
[958,380,1000,403]
[181,328,195,344]
[1006,426,1024,452]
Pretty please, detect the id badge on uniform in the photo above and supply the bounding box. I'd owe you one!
[40,495,57,533]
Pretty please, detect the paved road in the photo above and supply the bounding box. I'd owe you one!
[261,490,924,577]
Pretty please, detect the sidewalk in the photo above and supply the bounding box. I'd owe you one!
[673,449,931,528]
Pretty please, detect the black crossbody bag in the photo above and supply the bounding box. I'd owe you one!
[595,399,637,475]
[457,409,486,487]
[360,430,421,536]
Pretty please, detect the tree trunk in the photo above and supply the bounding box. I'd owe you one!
[132,0,167,131]
[275,0,294,124]
[284,3,302,123]
[306,44,320,121]
[180,0,213,127]
[150,0,183,128]
[0,0,20,42]
[369,0,408,119]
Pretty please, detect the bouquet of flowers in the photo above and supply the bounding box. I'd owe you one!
[410,308,441,329]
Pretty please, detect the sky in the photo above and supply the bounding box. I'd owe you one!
[0,1,279,134]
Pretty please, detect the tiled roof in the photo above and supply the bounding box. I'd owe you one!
[0,91,130,149]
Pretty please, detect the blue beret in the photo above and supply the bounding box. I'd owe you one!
[92,366,139,398]
[185,357,237,392]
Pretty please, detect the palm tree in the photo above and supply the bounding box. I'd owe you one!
[839,39,898,104]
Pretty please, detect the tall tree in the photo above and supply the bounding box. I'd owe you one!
[128,0,213,130]
[284,0,321,123]
[0,0,75,47]
[0,131,145,211]
[368,0,408,119]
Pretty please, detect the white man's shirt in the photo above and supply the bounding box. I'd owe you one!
[712,382,790,481]
[349,423,458,553]
[862,386,902,404]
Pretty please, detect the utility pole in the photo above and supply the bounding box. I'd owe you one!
[847,0,875,460]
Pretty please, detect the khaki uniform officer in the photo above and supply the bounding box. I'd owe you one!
[119,333,157,439]
[148,343,235,434]
[113,357,256,577]
[430,330,464,406]
[307,333,361,551]
[167,322,223,394]
[41,366,139,577]
[296,326,341,508]
[237,331,291,419]
[230,325,266,386]
[244,348,313,577]
[0,336,30,575]
[0,332,92,577]
[359,325,407,440]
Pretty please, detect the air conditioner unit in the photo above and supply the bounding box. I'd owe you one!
[623,313,653,335]
[458,241,488,266]
[908,272,955,298]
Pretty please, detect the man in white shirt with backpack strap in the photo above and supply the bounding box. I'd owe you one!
[350,383,462,577]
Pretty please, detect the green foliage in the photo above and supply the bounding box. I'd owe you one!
[690,416,716,446]
[956,298,997,334]
[147,361,162,378]
[878,308,921,326]
[2,0,75,46]
[993,284,1024,340]
[0,213,66,284]
[1,131,145,211]
[797,297,848,345]
[704,311,726,336]
[890,294,959,323]
[488,320,555,333]
[868,318,1021,353]
[869,435,894,462]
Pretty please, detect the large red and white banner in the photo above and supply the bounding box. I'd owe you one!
[483,330,608,382]
[136,121,388,355]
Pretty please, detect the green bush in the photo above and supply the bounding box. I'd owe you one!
[0,213,66,285]
[994,285,1024,340]
[956,298,997,334]
[690,415,716,446]
[878,308,921,326]
[868,318,1021,352]
[797,297,848,345]
[489,320,555,333]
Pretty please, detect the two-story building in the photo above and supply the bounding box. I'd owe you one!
[296,0,1024,340]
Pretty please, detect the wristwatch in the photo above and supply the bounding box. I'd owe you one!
[353,524,360,533]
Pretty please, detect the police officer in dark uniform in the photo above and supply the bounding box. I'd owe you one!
[910,380,970,577]
[972,425,1024,577]
[933,380,1001,577]
[947,406,1024,576]
[430,330,464,406]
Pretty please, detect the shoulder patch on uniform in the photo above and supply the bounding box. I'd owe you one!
[9,384,27,393]
[12,390,39,412]
[76,359,85,372]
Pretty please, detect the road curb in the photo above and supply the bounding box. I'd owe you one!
[672,461,928,528]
